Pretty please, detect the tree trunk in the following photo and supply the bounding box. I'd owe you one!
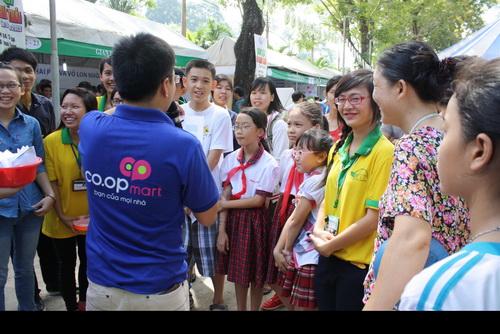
[233,0,265,97]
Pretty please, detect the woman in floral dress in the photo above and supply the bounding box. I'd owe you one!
[362,41,470,310]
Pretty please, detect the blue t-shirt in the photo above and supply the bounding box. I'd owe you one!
[79,105,219,294]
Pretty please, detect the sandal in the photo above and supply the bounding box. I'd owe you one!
[209,303,228,311]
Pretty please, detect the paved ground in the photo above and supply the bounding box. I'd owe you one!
[5,256,279,311]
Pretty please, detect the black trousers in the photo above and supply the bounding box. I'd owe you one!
[313,255,368,311]
[52,235,88,311]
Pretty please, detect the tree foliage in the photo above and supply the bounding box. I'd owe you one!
[186,18,233,49]
[313,0,497,66]
[98,0,156,16]
[146,0,228,32]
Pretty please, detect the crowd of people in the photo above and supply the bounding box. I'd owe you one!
[0,32,498,311]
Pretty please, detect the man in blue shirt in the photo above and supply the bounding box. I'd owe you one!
[79,32,219,311]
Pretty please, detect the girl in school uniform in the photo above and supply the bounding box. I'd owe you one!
[263,102,326,310]
[216,107,280,311]
[276,128,334,310]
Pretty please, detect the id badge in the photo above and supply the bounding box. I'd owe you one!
[73,179,87,192]
[325,215,339,235]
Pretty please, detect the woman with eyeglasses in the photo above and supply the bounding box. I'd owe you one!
[362,41,470,310]
[0,63,55,310]
[308,69,394,311]
[104,88,123,115]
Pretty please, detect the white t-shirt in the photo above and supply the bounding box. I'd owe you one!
[220,148,279,199]
[267,110,289,164]
[293,171,325,267]
[182,102,233,191]
[399,242,500,311]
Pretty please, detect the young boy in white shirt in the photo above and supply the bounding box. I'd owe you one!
[181,59,233,310]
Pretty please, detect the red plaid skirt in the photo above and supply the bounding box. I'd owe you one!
[280,260,317,309]
[216,207,270,288]
[266,196,295,284]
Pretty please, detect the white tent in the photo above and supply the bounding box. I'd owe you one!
[438,18,500,60]
[23,0,209,65]
[207,36,335,85]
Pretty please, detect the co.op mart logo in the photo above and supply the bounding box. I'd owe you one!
[85,157,163,197]
[119,157,152,180]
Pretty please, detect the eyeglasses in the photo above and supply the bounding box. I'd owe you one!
[0,83,21,90]
[112,99,123,105]
[173,75,180,84]
[291,149,319,158]
[335,95,369,106]
[232,125,256,132]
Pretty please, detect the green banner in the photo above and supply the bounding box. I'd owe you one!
[267,67,328,85]
[27,38,199,67]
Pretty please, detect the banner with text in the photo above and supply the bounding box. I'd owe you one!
[0,0,25,52]
[254,34,267,78]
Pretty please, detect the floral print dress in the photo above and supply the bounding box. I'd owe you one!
[363,126,470,302]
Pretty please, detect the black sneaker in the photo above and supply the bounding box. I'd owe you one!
[35,295,45,311]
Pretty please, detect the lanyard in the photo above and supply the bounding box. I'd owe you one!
[70,143,83,178]
[333,154,359,209]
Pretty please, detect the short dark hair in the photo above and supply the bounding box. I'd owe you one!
[291,91,304,102]
[453,57,500,147]
[0,47,38,70]
[326,75,342,92]
[242,77,284,114]
[57,87,97,129]
[233,86,245,97]
[185,59,216,80]
[99,56,111,74]
[40,83,51,90]
[111,33,175,102]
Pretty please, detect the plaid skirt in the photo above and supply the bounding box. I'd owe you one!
[266,196,295,284]
[216,207,270,288]
[280,259,317,309]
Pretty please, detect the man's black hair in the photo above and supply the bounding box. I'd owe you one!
[0,47,38,70]
[111,32,175,102]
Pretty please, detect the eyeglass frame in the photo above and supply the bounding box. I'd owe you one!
[291,148,319,158]
[334,95,370,106]
[111,98,123,105]
[0,83,21,90]
[232,125,256,132]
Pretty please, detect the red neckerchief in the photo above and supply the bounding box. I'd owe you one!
[279,154,304,219]
[223,144,264,200]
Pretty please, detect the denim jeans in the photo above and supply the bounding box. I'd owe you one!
[0,211,43,311]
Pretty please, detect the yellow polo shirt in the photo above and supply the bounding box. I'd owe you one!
[42,128,88,238]
[324,125,393,265]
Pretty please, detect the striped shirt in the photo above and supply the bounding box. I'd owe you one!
[399,242,500,311]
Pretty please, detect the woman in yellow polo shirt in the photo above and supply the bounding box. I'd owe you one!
[42,87,97,311]
[309,69,394,310]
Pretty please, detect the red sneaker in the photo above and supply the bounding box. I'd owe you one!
[261,294,284,310]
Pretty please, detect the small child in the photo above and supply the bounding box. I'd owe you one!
[275,129,333,310]
[216,107,280,311]
[263,102,326,310]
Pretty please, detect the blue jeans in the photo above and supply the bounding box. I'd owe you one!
[0,211,43,311]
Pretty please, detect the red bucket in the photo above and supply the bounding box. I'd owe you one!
[0,157,42,187]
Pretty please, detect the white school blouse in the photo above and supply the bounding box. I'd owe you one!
[220,148,280,199]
